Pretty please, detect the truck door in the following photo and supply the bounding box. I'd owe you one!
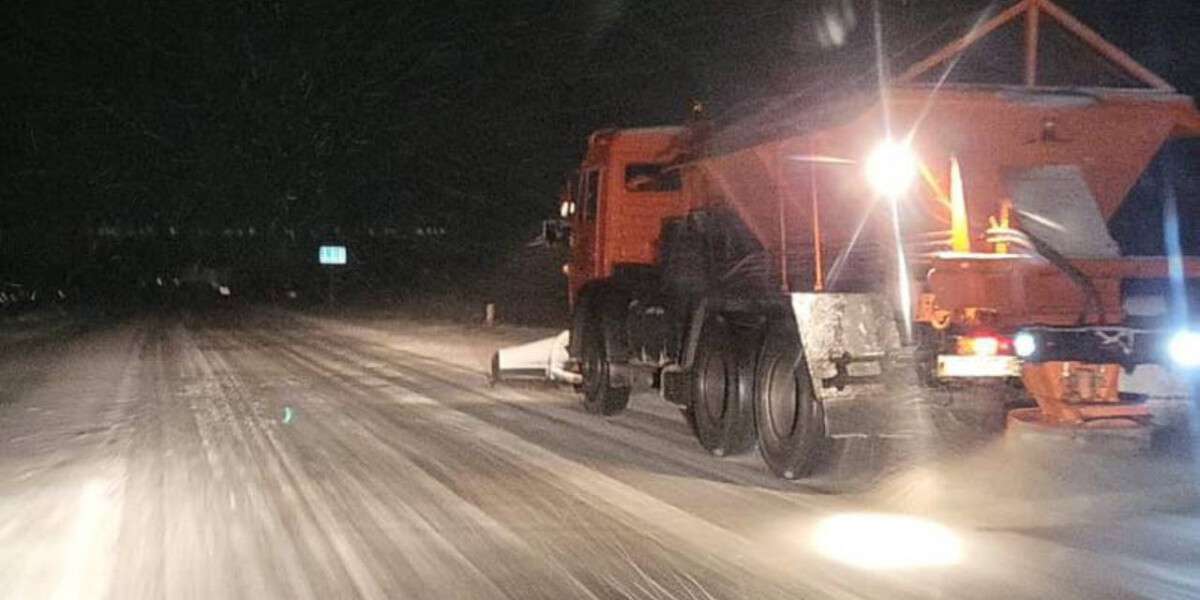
[609,162,685,266]
[569,167,603,305]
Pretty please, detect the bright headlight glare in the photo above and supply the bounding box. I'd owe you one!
[1014,331,1037,358]
[1168,330,1200,368]
[866,139,918,198]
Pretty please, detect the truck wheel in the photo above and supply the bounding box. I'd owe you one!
[754,323,829,479]
[580,316,630,415]
[688,317,756,456]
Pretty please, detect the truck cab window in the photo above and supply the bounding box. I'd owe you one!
[625,163,681,192]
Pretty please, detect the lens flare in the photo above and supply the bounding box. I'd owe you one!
[866,140,918,198]
[1168,330,1200,368]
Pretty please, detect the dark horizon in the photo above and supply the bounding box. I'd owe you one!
[4,0,1200,295]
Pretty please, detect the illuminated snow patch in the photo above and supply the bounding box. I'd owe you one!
[812,513,963,570]
[54,480,112,600]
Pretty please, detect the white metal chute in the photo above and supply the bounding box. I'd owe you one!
[490,330,580,385]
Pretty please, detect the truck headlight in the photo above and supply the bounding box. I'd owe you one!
[866,139,918,198]
[1013,331,1037,359]
[1168,330,1200,368]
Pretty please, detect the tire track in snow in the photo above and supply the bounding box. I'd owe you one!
[246,322,861,600]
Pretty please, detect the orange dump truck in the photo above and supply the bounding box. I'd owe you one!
[527,1,1200,479]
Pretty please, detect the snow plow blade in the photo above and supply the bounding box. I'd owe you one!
[490,330,581,385]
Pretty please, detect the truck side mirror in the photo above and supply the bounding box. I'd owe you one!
[529,219,570,247]
[543,219,570,246]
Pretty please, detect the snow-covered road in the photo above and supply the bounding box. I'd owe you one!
[2,309,1199,599]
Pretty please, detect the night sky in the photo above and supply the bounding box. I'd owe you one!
[4,0,1200,291]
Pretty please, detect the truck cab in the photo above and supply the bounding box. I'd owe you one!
[565,127,689,307]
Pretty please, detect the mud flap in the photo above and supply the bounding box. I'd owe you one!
[790,293,928,438]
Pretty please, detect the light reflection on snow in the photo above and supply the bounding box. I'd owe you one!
[53,480,111,600]
[812,512,964,570]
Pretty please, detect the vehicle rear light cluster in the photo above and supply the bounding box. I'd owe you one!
[955,335,1013,357]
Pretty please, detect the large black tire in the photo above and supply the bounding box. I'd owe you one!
[687,317,757,456]
[580,313,631,416]
[754,321,830,479]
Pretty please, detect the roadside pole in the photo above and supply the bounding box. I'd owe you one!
[318,245,347,305]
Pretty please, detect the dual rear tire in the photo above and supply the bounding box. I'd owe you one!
[687,317,757,457]
[752,321,830,479]
[687,316,830,479]
[579,302,828,479]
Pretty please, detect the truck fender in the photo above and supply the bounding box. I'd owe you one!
[570,282,633,388]
[677,298,709,371]
[569,282,606,360]
[597,290,633,387]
